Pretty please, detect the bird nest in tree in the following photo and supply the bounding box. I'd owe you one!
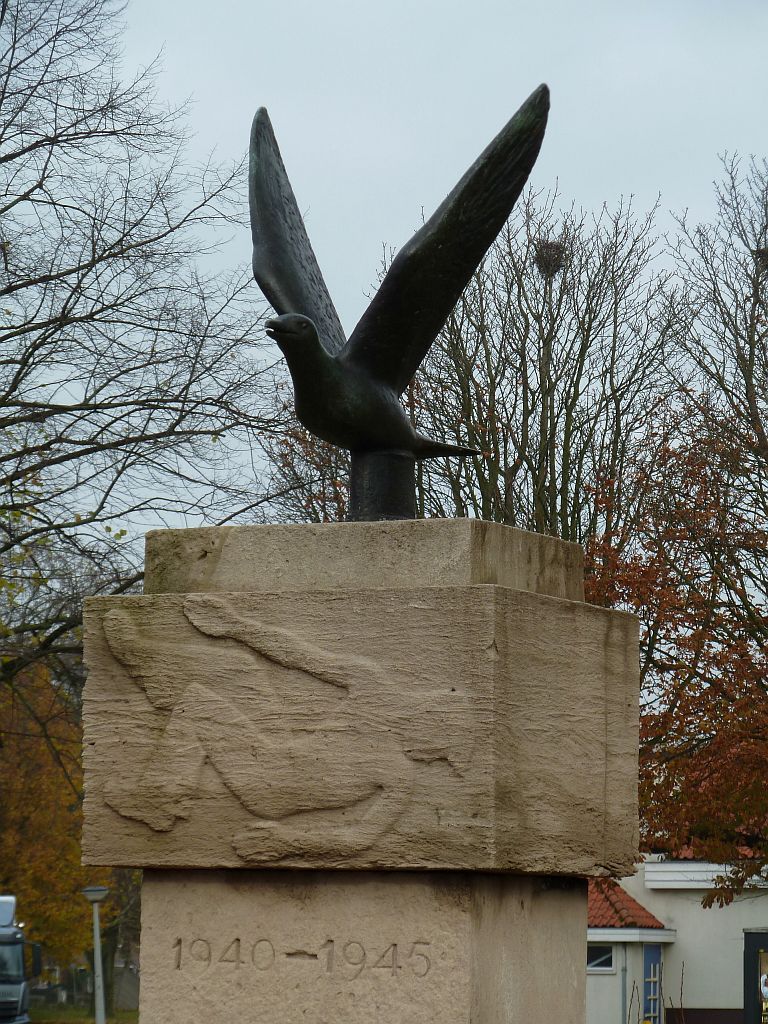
[752,248,768,275]
[534,240,567,279]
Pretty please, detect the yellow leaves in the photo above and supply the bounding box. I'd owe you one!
[104,525,128,540]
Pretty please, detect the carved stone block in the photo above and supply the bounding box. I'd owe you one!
[82,583,638,873]
[139,870,587,1024]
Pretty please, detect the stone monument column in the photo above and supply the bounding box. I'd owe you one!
[82,519,638,1024]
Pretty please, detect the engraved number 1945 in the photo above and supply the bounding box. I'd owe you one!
[319,939,430,977]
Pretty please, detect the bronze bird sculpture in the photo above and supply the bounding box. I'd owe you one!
[249,85,550,518]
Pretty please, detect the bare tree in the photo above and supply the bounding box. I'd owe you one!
[665,154,768,646]
[0,0,280,702]
[408,190,670,551]
[624,158,768,892]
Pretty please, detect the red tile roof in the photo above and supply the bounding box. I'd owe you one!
[588,878,666,929]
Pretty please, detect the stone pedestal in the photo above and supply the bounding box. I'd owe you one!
[140,870,586,1024]
[82,520,639,1024]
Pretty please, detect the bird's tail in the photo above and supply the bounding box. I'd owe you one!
[414,434,482,460]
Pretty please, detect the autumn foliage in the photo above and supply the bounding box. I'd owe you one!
[0,667,114,964]
[586,399,768,901]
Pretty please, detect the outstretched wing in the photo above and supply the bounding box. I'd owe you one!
[342,85,550,393]
[249,108,346,356]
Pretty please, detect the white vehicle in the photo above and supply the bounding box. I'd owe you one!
[0,897,41,1024]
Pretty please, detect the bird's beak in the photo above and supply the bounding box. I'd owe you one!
[265,318,279,339]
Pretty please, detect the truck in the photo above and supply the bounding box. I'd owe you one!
[0,896,41,1024]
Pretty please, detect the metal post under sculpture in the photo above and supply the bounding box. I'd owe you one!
[249,86,550,521]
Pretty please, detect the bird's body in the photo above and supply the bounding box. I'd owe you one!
[269,315,476,457]
[250,88,549,467]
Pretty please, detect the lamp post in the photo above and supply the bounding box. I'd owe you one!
[82,886,109,1024]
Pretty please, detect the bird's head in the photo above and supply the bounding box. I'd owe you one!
[265,313,319,352]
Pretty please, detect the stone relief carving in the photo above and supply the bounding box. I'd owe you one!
[99,594,465,863]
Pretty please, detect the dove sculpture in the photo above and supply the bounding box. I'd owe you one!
[249,86,549,519]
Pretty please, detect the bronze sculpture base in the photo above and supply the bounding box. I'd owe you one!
[348,451,416,521]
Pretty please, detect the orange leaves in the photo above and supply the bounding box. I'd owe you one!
[0,668,114,965]
[585,396,768,895]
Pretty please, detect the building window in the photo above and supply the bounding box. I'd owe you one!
[587,945,614,972]
[644,944,662,1024]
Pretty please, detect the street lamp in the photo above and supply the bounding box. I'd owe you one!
[82,886,109,1024]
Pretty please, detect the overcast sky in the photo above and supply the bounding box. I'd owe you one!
[123,0,768,333]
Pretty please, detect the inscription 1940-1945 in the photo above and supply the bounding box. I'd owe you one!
[172,936,433,979]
